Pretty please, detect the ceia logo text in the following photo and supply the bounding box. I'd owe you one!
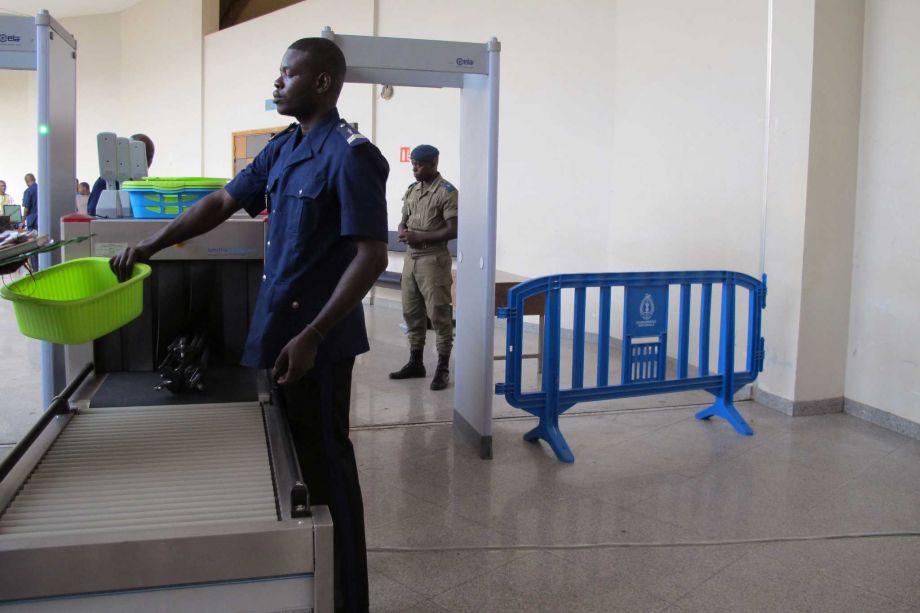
[0,34,22,44]
[456,57,474,66]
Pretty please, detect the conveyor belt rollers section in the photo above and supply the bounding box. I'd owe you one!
[0,403,277,537]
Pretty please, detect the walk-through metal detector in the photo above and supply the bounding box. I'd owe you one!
[0,10,76,408]
[322,28,501,458]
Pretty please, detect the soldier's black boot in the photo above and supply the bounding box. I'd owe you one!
[430,353,450,391]
[389,348,426,379]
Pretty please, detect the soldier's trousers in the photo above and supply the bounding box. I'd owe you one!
[401,252,454,355]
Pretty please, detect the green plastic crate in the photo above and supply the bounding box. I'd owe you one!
[0,257,151,344]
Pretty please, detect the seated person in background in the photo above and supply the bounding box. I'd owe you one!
[0,180,16,208]
[87,134,155,216]
[75,181,90,214]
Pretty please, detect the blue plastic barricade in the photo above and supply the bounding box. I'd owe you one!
[495,271,767,462]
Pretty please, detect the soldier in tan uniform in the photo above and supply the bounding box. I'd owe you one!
[389,145,458,390]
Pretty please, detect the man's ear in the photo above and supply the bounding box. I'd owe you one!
[315,71,332,94]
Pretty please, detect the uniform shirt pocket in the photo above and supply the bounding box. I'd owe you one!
[284,174,326,239]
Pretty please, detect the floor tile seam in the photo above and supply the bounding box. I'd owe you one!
[796,470,891,514]
[668,548,775,608]
[386,549,533,601]
[365,496,456,528]
[359,483,447,519]
[363,504,443,533]
[645,432,773,475]
[617,471,710,513]
[433,553,600,603]
[753,444,899,478]
[367,564,453,603]
[812,565,920,608]
[619,504,724,543]
[702,447,859,493]
[545,547,691,605]
[847,442,912,483]
[368,495,514,541]
[676,545,913,608]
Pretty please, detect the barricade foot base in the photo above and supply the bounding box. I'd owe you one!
[696,399,753,436]
[523,423,575,463]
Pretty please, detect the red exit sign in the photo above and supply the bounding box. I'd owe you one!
[399,147,410,163]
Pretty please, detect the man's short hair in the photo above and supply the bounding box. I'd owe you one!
[288,37,346,97]
[131,134,155,165]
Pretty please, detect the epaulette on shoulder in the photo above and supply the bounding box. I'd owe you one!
[270,123,298,142]
[407,181,418,190]
[336,121,369,147]
[441,181,456,193]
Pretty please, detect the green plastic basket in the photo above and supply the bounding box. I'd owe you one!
[0,257,151,344]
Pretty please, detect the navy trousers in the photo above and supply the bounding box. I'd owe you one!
[278,358,368,612]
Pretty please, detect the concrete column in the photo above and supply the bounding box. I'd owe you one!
[756,0,865,415]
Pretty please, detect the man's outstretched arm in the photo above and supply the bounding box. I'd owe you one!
[109,188,242,281]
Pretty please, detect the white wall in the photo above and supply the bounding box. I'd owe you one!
[0,69,37,203]
[60,12,122,184]
[202,0,374,179]
[0,1,214,201]
[794,0,863,401]
[118,0,214,178]
[846,0,920,423]
[757,0,815,400]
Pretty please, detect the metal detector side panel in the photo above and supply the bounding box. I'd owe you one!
[454,47,500,458]
[36,12,77,408]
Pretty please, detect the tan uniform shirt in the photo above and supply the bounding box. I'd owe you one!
[400,174,458,258]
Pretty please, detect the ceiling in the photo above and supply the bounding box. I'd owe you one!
[0,1,142,19]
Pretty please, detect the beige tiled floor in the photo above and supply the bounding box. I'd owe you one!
[2,300,919,611]
[358,303,920,612]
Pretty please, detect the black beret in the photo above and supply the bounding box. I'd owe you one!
[410,144,439,162]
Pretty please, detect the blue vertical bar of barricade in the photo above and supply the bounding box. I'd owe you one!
[620,332,630,384]
[677,283,691,379]
[699,283,712,376]
[597,286,611,387]
[572,287,586,389]
[541,285,562,397]
[719,281,736,390]
[746,286,756,373]
[505,285,523,399]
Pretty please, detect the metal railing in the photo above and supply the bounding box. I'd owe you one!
[496,271,767,462]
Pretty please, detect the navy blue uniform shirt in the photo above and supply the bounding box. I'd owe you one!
[87,176,107,216]
[225,108,389,369]
[23,183,37,230]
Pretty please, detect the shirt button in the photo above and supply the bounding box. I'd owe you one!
[291,301,300,310]
[298,189,303,195]
[262,274,266,281]
[266,240,270,246]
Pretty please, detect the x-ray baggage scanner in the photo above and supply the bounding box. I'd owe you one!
[322,28,501,458]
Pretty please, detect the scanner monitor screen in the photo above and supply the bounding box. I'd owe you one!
[2,205,21,223]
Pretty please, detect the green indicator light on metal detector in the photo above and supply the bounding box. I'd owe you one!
[39,124,49,135]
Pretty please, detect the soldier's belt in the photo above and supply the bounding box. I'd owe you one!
[408,241,448,251]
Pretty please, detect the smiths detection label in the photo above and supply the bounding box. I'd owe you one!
[94,242,128,257]
[625,285,668,337]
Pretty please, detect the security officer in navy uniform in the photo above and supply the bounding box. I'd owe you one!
[111,38,389,613]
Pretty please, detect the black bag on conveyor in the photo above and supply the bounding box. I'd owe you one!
[156,332,209,394]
